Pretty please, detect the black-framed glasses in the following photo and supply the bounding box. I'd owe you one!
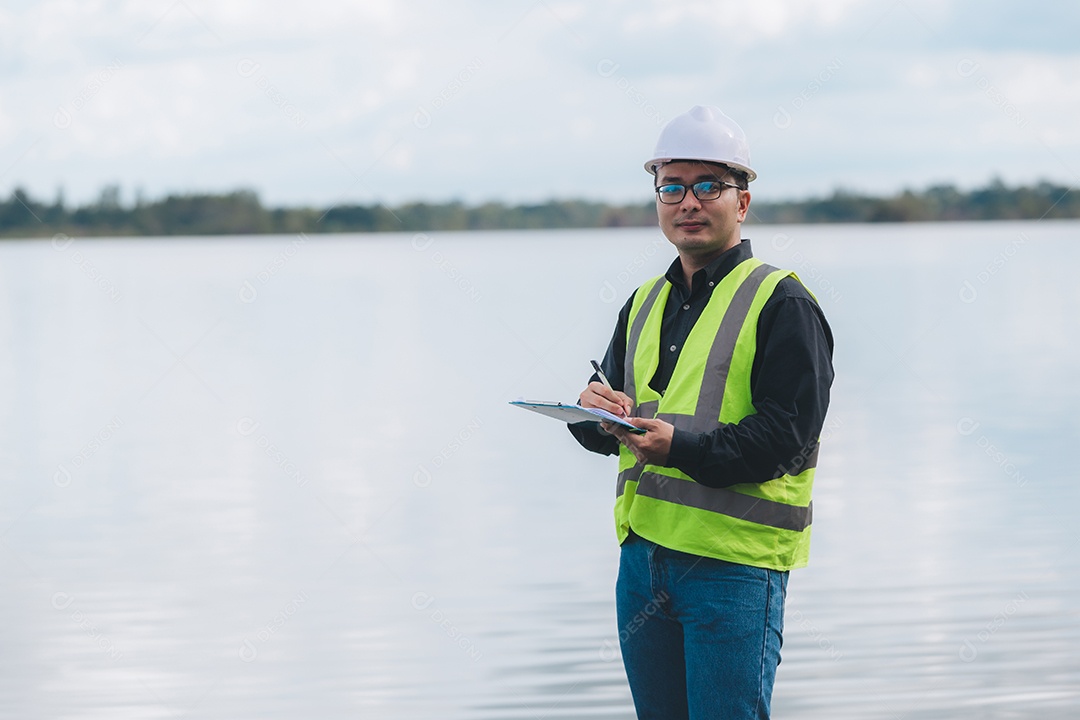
[655,180,741,205]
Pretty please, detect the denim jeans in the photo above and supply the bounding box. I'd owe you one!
[616,531,788,719]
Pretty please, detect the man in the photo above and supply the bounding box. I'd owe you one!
[569,105,834,719]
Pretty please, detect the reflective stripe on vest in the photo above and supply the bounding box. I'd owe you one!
[614,257,818,571]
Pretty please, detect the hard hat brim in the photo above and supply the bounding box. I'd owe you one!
[645,157,757,183]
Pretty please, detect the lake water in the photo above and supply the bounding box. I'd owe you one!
[1,221,1078,718]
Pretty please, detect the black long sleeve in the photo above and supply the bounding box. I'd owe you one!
[568,240,834,488]
[566,295,633,457]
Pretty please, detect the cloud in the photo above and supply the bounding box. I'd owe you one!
[1,0,1078,209]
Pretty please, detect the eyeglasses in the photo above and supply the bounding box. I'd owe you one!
[655,180,741,205]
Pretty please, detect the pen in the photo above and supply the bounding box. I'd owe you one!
[596,358,635,427]
[591,359,631,420]
[590,359,613,391]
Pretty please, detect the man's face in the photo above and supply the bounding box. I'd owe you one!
[655,161,751,259]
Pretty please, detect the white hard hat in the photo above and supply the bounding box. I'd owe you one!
[645,105,757,182]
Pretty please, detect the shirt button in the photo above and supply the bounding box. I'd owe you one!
[708,281,715,287]
[669,345,677,352]
[682,304,690,310]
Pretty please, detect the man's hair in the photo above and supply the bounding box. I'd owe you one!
[724,167,750,191]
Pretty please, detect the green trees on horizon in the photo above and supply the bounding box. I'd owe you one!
[0,179,1075,238]
[749,179,1076,224]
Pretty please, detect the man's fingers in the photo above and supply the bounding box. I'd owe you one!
[586,383,629,416]
[604,424,651,463]
[606,424,629,441]
[580,383,635,418]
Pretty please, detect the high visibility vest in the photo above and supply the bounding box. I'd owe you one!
[616,257,818,571]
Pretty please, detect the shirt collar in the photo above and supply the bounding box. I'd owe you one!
[664,238,755,294]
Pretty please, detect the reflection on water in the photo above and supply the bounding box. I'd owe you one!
[1,222,1078,718]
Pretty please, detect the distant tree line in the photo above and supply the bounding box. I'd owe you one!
[0,178,1075,238]
[747,179,1078,224]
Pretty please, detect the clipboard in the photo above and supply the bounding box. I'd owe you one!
[509,400,646,434]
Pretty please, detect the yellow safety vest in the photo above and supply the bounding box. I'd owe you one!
[616,257,817,571]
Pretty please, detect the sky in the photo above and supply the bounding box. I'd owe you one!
[2,0,1078,209]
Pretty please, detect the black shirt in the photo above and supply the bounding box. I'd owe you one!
[568,239,835,488]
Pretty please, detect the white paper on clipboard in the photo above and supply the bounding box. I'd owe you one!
[509,400,646,434]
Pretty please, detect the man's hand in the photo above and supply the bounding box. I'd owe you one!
[579,381,633,434]
[604,417,674,466]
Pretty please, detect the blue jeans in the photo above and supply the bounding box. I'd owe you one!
[616,531,788,719]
